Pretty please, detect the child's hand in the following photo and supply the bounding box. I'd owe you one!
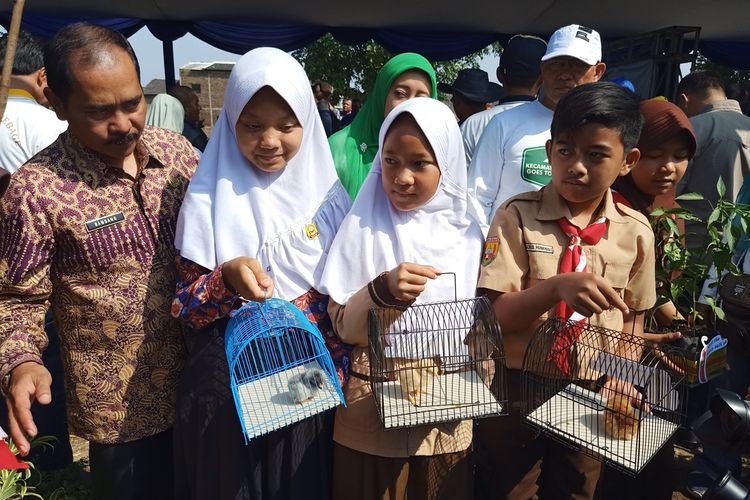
[554,273,629,317]
[639,330,682,344]
[386,263,440,302]
[603,377,650,413]
[222,256,274,301]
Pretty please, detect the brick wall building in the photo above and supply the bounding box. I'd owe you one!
[178,62,235,137]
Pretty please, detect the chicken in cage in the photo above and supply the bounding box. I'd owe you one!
[225,298,345,443]
[368,295,507,429]
[521,317,687,475]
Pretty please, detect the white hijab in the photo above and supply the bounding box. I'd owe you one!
[319,97,483,305]
[175,47,351,300]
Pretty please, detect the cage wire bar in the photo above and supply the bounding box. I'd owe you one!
[521,317,687,475]
[226,299,345,443]
[368,296,507,429]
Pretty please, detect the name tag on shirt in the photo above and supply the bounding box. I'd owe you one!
[85,212,125,232]
[525,243,553,254]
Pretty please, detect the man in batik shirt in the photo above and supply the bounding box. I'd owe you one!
[0,23,198,499]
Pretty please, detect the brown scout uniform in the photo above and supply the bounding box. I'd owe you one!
[328,285,473,500]
[475,185,656,500]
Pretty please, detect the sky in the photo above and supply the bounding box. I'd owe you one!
[129,26,501,87]
[130,27,242,86]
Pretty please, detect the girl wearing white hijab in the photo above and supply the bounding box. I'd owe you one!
[319,97,483,500]
[171,47,351,500]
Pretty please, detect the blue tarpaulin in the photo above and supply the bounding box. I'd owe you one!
[1,13,749,69]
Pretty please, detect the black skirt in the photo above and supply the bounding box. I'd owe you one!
[174,318,334,500]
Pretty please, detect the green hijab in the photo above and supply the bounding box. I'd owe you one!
[328,53,438,199]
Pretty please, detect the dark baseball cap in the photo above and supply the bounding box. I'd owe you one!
[499,34,548,79]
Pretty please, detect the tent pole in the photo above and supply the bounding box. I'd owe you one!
[0,0,27,120]
[163,39,176,89]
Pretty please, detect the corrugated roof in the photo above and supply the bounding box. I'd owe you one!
[181,61,235,72]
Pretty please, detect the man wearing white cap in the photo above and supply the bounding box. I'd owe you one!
[467,24,606,233]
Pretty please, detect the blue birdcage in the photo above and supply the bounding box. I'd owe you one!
[225,298,345,443]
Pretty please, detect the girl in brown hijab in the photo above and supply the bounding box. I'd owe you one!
[601,98,697,500]
[612,98,697,330]
[613,98,696,216]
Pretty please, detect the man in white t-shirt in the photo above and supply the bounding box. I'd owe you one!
[468,24,606,231]
[461,34,547,165]
[0,31,67,172]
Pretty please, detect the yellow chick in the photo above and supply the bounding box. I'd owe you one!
[604,394,639,440]
[397,358,439,406]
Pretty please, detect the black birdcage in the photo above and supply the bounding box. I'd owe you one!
[521,317,687,475]
[368,293,507,430]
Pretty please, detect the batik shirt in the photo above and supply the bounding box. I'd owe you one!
[0,127,198,443]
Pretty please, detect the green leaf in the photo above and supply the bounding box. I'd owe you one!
[670,281,682,302]
[713,304,726,320]
[717,177,727,198]
[676,192,704,201]
[679,212,703,222]
[707,208,722,228]
[725,221,737,249]
[664,217,680,236]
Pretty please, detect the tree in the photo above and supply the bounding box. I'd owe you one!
[694,54,750,87]
[292,34,501,104]
[692,54,750,113]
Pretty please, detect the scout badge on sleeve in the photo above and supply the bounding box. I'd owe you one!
[481,236,499,266]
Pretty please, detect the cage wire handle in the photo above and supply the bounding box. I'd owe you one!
[437,271,458,302]
[257,287,271,324]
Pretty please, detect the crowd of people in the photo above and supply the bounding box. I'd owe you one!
[0,19,748,500]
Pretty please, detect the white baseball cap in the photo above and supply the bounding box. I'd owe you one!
[541,24,602,66]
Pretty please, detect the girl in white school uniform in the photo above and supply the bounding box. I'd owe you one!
[171,47,352,500]
[319,97,484,500]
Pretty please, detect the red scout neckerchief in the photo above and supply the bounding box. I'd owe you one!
[548,216,609,375]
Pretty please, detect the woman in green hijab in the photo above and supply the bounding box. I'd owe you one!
[329,53,438,199]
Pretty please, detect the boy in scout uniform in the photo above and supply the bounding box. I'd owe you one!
[474,82,656,499]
